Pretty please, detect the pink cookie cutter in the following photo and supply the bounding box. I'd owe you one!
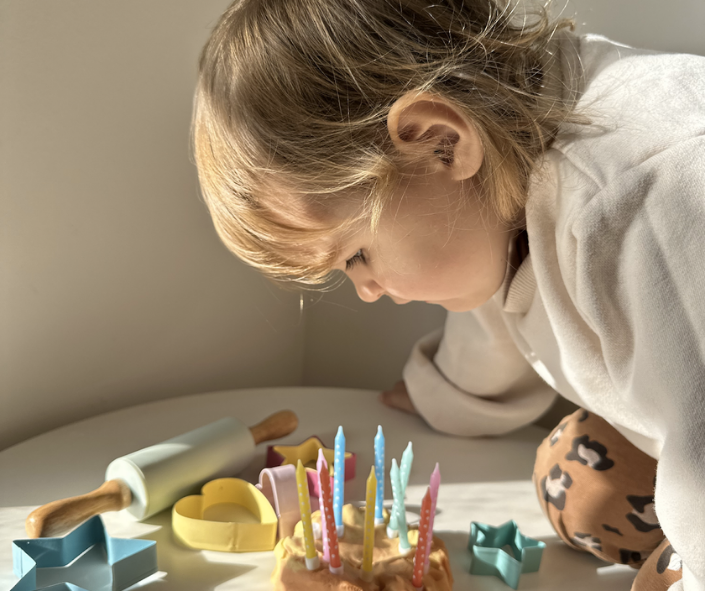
[266,435,357,498]
[256,465,302,539]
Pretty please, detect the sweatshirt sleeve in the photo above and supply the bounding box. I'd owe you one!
[571,138,705,591]
[403,297,558,437]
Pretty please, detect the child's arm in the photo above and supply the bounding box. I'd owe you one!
[379,380,418,415]
[401,298,558,437]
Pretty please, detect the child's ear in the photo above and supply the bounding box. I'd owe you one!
[387,91,484,180]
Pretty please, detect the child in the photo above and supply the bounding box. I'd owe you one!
[192,1,705,589]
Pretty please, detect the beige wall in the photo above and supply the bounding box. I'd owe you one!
[302,283,446,390]
[0,1,308,450]
[1,0,702,450]
[0,0,442,452]
[558,0,705,55]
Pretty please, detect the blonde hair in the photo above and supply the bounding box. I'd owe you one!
[193,0,580,285]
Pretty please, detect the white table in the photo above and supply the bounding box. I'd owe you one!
[0,387,636,590]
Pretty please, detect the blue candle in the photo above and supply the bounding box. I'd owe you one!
[333,426,345,537]
[374,425,385,524]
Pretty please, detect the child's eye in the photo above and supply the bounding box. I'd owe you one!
[345,249,366,271]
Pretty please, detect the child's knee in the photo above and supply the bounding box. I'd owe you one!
[631,538,683,591]
[534,409,663,565]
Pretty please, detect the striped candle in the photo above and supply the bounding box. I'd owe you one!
[319,456,343,574]
[412,487,432,589]
[295,460,320,570]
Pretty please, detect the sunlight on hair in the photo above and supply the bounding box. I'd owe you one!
[192,0,587,287]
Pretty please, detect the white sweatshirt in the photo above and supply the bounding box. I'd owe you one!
[403,34,705,591]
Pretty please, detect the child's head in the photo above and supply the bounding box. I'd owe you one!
[193,0,575,306]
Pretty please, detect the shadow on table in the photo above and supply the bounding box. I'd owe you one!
[347,500,444,525]
[438,532,637,591]
[402,503,442,524]
[129,510,258,590]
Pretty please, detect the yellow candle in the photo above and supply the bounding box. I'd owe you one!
[296,460,320,570]
[361,465,377,580]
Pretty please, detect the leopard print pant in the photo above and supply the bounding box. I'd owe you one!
[534,408,682,591]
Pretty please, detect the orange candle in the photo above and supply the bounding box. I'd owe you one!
[319,459,343,574]
[412,487,432,589]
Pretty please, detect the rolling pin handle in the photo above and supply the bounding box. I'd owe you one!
[249,410,299,445]
[25,479,132,538]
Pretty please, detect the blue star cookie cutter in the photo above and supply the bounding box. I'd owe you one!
[11,515,157,591]
[468,520,545,589]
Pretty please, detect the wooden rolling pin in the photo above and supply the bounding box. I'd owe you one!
[26,410,298,538]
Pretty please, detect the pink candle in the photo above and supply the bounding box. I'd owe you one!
[317,449,330,562]
[319,457,343,573]
[412,487,432,589]
[424,463,441,574]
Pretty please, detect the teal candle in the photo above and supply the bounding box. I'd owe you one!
[388,498,399,537]
[388,441,413,537]
[390,458,410,553]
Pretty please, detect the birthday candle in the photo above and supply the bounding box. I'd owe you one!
[317,449,330,563]
[296,460,320,570]
[387,499,399,538]
[319,456,344,574]
[374,426,385,525]
[400,442,414,492]
[412,487,432,590]
[389,442,414,538]
[390,459,411,553]
[361,466,377,581]
[334,426,345,537]
[424,463,441,574]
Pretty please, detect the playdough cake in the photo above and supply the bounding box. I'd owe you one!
[271,504,453,591]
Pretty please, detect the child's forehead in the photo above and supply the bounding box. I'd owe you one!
[263,176,365,226]
[260,177,369,257]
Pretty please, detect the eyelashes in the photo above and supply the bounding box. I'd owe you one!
[345,249,366,271]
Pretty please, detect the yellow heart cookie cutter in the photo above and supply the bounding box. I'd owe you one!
[173,478,278,552]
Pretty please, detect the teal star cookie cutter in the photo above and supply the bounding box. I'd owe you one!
[11,515,157,591]
[468,520,545,589]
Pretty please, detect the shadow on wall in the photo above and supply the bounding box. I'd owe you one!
[300,278,577,427]
[301,279,447,391]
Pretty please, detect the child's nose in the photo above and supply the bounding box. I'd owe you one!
[354,277,384,303]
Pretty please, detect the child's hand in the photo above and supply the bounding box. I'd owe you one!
[379,380,419,415]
